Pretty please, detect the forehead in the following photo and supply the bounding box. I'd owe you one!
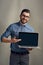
[22,12,30,16]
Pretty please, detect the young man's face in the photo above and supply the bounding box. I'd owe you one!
[20,12,30,24]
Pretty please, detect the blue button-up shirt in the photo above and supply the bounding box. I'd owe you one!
[1,21,34,52]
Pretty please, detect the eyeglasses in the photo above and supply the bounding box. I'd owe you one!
[22,14,30,18]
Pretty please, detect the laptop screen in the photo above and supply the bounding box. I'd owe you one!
[18,32,39,47]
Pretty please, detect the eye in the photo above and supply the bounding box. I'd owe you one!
[22,14,30,18]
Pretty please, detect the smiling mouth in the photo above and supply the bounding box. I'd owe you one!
[22,19,27,21]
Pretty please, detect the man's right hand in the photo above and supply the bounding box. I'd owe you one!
[11,37,21,43]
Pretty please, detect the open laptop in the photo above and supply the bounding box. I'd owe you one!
[18,32,39,48]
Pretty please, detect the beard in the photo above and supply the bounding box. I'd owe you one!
[20,19,28,24]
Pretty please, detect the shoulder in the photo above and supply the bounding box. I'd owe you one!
[8,22,20,30]
[8,22,19,27]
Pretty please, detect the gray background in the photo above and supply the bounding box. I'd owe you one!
[0,0,43,65]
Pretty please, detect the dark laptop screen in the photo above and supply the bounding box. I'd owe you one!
[18,32,39,47]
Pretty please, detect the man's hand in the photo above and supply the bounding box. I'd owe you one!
[27,48,33,51]
[11,37,21,43]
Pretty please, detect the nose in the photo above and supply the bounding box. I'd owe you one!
[23,16,27,19]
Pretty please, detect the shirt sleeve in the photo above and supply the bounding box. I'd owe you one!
[1,25,12,41]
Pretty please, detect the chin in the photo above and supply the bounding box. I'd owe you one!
[21,20,27,24]
[23,21,27,23]
[22,22,27,24]
[22,21,27,23]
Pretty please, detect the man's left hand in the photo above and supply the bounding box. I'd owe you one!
[27,48,33,51]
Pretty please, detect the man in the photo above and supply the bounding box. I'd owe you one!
[1,9,34,65]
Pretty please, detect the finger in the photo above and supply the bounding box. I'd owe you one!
[17,39,21,42]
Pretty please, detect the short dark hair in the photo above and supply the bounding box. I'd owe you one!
[21,9,30,15]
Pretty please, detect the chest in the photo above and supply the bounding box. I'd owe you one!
[11,26,31,38]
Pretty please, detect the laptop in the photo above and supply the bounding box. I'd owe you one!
[18,32,39,48]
